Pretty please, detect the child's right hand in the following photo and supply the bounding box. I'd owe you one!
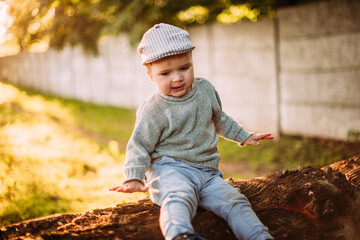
[109,180,149,193]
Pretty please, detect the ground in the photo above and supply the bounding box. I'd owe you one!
[1,154,359,240]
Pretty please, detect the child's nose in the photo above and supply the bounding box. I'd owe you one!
[173,72,183,82]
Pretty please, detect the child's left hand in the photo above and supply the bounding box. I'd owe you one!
[243,133,273,146]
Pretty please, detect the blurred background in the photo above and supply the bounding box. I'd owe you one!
[0,0,359,226]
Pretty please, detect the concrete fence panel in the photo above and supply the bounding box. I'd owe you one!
[277,0,360,140]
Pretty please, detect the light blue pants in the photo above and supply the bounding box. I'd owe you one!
[145,156,273,240]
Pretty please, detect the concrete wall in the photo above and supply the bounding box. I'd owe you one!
[0,0,359,141]
[0,36,155,109]
[189,20,278,136]
[277,0,360,140]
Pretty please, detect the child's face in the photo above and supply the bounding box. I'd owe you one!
[147,52,194,98]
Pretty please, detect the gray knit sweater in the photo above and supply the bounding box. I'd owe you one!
[124,78,252,183]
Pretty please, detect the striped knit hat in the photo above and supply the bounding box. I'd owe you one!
[137,23,195,65]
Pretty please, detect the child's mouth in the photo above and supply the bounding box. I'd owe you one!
[172,85,185,92]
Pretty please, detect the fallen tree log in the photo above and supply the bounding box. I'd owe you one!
[1,154,360,240]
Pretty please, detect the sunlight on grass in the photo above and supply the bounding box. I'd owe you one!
[1,121,81,160]
[19,95,73,122]
[0,81,19,103]
[0,82,74,124]
[0,81,146,226]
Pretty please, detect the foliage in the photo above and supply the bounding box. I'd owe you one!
[2,0,326,55]
[5,0,53,51]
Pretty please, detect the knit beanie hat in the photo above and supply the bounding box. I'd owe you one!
[137,23,195,65]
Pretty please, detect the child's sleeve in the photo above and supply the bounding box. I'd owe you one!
[213,90,253,146]
[123,106,162,184]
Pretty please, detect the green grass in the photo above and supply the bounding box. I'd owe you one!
[218,136,360,178]
[18,87,136,144]
[0,81,359,226]
[0,81,146,226]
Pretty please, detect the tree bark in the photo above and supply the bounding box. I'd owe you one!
[1,154,360,240]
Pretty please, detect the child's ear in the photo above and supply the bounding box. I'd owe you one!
[146,69,154,81]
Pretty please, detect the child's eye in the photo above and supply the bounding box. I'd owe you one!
[160,72,169,76]
[181,66,189,71]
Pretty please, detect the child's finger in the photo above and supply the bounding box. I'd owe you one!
[123,186,148,193]
[119,187,136,193]
[256,133,273,140]
[110,186,132,193]
[262,134,273,139]
[109,186,121,191]
[247,139,260,146]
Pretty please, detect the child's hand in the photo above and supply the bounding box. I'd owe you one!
[109,180,149,193]
[243,133,273,146]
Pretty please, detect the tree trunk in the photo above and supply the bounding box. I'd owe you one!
[1,154,360,240]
